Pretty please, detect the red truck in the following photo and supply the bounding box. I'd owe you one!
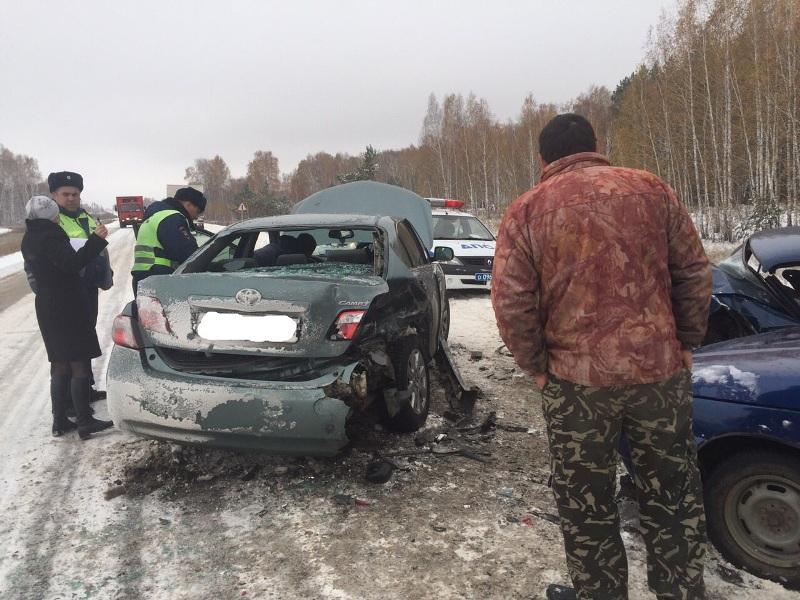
[115,196,145,230]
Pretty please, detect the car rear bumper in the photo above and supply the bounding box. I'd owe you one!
[106,345,354,455]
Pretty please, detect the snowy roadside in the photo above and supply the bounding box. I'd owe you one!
[0,227,11,235]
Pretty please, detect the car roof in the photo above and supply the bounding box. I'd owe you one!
[293,181,434,248]
[749,226,800,271]
[432,209,475,217]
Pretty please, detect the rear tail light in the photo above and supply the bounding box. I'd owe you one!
[137,295,172,334]
[112,315,141,349]
[333,310,365,340]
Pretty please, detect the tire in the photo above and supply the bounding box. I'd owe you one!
[440,293,450,341]
[385,337,431,433]
[704,450,800,586]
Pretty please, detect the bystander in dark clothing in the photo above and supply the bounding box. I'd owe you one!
[21,196,114,440]
[492,114,711,600]
[44,171,113,402]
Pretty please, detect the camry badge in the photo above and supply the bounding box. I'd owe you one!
[235,289,262,305]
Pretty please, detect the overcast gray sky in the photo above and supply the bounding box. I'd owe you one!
[0,0,670,208]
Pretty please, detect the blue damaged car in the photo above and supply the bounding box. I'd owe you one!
[705,226,800,344]
[692,328,800,586]
[107,182,457,455]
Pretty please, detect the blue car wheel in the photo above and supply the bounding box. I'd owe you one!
[705,450,800,586]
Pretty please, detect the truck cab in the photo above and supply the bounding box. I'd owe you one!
[115,196,145,231]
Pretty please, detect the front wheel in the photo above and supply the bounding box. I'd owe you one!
[704,450,800,586]
[385,337,431,433]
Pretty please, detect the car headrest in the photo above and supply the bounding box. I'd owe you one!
[275,253,308,266]
[326,248,371,264]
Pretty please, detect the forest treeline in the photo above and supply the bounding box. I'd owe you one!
[2,0,797,240]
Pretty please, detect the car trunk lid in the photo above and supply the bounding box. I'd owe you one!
[136,271,388,359]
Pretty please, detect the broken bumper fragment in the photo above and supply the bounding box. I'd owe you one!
[107,346,356,455]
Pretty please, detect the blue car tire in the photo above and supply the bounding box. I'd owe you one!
[704,450,800,586]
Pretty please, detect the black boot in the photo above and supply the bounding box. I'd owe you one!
[71,377,113,440]
[51,374,77,437]
[90,388,107,402]
[546,585,577,600]
[65,379,94,417]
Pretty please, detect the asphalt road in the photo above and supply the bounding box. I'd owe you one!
[0,230,794,600]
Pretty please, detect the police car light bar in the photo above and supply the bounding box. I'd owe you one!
[426,197,465,209]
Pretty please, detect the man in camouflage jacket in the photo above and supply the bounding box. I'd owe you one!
[491,114,711,600]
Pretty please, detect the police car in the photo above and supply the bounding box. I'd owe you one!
[427,198,495,290]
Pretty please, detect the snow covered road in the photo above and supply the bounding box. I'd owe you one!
[0,228,797,599]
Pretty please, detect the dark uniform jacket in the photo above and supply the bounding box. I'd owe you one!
[21,218,108,362]
[131,198,198,292]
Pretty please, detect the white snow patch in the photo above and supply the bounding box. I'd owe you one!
[0,227,11,235]
[692,364,758,393]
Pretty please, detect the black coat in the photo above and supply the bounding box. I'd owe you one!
[21,219,108,362]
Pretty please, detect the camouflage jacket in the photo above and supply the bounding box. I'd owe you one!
[491,152,711,386]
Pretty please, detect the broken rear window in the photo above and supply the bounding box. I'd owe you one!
[184,226,385,279]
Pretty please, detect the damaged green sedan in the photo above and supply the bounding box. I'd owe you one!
[107,182,458,455]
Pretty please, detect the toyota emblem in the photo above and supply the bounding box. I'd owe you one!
[235,289,262,305]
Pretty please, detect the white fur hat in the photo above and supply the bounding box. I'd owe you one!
[25,195,60,221]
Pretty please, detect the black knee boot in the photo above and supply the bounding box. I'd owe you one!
[51,374,77,437]
[71,376,113,440]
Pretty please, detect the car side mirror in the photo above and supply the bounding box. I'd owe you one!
[433,246,454,262]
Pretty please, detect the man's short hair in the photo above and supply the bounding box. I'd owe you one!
[538,114,597,164]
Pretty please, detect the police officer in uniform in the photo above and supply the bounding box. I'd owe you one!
[131,187,207,295]
[48,171,111,402]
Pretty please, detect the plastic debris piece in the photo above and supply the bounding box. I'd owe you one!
[240,466,261,481]
[365,460,394,484]
[104,486,127,501]
[497,487,514,498]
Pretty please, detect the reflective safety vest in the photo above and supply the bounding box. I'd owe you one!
[59,210,97,239]
[132,209,183,273]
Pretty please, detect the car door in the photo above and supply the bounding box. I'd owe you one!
[396,219,441,357]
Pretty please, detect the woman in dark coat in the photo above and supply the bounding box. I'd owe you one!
[21,195,114,439]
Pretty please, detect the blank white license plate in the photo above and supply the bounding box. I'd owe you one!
[197,312,298,343]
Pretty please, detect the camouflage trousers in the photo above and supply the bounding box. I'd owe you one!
[541,369,707,600]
